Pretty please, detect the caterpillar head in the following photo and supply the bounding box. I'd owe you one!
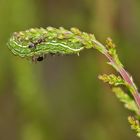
[8,28,53,62]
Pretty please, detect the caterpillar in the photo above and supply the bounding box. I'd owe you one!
[7,27,96,62]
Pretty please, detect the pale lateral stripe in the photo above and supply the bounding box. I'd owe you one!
[45,42,84,52]
[12,38,84,52]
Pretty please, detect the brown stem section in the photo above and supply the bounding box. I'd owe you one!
[119,68,133,85]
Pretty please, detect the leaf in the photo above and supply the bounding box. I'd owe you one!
[113,87,139,115]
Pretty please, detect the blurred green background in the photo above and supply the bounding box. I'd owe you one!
[1,0,140,140]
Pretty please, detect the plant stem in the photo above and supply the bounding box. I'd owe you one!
[93,40,140,113]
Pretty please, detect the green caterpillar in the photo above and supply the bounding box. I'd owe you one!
[8,27,96,61]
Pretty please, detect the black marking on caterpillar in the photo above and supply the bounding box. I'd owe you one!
[28,43,36,49]
[37,56,44,61]
[28,38,46,49]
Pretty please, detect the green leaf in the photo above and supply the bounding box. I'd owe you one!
[113,87,139,115]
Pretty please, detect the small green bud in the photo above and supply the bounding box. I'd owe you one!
[99,74,124,86]
[106,37,116,49]
[128,116,140,137]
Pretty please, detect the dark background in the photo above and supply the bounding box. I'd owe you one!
[0,0,140,140]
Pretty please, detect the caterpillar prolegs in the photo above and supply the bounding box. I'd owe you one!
[7,27,96,62]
